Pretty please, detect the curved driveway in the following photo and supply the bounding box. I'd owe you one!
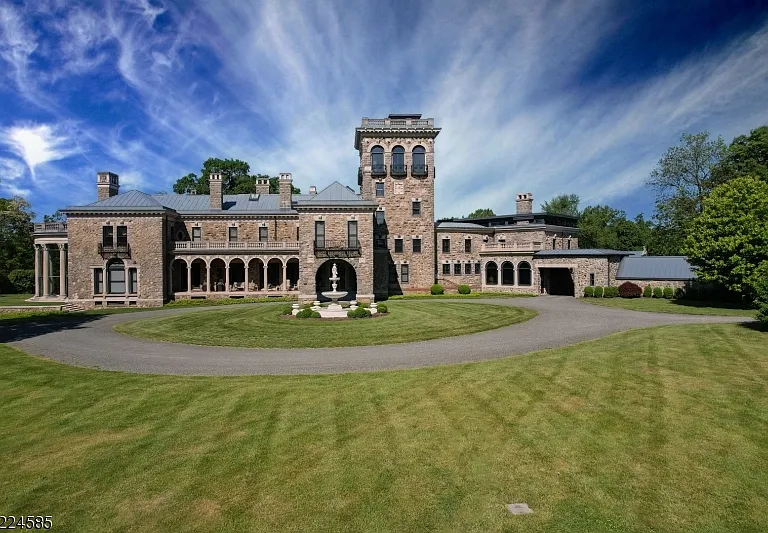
[5,297,748,376]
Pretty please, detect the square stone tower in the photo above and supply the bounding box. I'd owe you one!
[355,114,441,296]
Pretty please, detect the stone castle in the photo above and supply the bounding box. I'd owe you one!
[32,114,682,308]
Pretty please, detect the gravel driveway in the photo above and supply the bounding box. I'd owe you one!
[4,297,749,376]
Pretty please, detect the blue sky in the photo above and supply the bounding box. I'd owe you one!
[1,0,767,221]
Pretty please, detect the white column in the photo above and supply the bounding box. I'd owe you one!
[206,260,211,293]
[42,245,50,297]
[263,262,268,290]
[225,260,230,292]
[34,244,41,297]
[244,260,250,293]
[59,244,67,297]
[186,260,192,293]
[282,261,288,291]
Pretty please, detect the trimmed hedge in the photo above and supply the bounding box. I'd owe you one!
[347,307,371,319]
[377,303,388,314]
[296,308,320,319]
[618,282,642,299]
[593,286,604,298]
[643,285,653,298]
[604,286,619,298]
[653,287,663,298]
[430,284,445,295]
[584,286,595,297]
[458,284,471,295]
[663,287,674,299]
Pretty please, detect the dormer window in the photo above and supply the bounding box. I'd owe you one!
[371,146,385,174]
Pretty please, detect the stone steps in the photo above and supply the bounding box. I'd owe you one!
[62,302,86,313]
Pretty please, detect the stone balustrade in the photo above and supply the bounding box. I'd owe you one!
[33,222,67,233]
[360,117,434,128]
[481,242,543,252]
[171,241,300,252]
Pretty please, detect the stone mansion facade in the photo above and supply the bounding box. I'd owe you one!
[31,114,661,308]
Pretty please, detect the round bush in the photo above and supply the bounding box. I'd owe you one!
[604,286,619,298]
[347,307,371,319]
[430,284,445,295]
[377,303,388,314]
[643,285,653,298]
[593,286,604,298]
[280,305,294,316]
[663,287,674,299]
[584,286,595,297]
[653,287,663,298]
[296,308,319,319]
[458,284,471,295]
[618,282,642,299]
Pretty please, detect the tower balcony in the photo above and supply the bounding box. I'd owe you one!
[390,164,406,176]
[411,164,428,177]
[314,239,361,259]
[371,164,386,176]
[99,243,131,259]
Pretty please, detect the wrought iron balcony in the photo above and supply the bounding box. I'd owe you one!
[314,239,361,258]
[411,164,428,177]
[98,243,131,258]
[390,164,406,176]
[371,164,386,175]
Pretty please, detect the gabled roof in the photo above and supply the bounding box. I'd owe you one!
[294,181,377,208]
[616,256,695,280]
[63,190,168,212]
[534,249,635,257]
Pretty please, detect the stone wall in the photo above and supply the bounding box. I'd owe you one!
[534,255,624,297]
[67,214,166,307]
[481,255,539,292]
[435,230,484,289]
[173,217,299,242]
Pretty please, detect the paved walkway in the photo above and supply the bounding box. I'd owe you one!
[4,297,749,376]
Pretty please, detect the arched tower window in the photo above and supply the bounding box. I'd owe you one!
[371,146,385,175]
[391,146,405,175]
[412,146,426,176]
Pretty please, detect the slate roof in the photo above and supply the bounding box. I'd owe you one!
[294,181,377,207]
[534,249,635,257]
[436,221,489,230]
[65,190,166,211]
[616,256,695,280]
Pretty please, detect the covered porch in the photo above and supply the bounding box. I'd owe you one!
[30,223,69,301]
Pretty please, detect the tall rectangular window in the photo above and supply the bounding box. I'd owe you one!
[102,226,113,248]
[348,221,358,248]
[394,238,403,253]
[412,201,421,216]
[475,262,481,274]
[400,264,409,283]
[590,273,595,286]
[375,182,384,197]
[128,268,138,294]
[315,221,325,248]
[412,238,422,253]
[465,238,471,253]
[94,269,104,294]
[192,227,202,242]
[454,263,461,275]
[375,210,385,226]
[116,226,128,247]
[259,226,268,242]
[465,263,472,275]
[228,227,238,242]
[442,239,450,253]
[442,263,450,275]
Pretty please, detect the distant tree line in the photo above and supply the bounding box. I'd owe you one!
[172,158,301,195]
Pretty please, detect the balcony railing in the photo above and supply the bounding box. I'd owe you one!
[361,117,435,128]
[481,242,543,252]
[314,239,361,258]
[99,243,131,258]
[411,164,428,177]
[371,164,386,175]
[34,222,67,233]
[171,241,300,252]
[390,164,406,176]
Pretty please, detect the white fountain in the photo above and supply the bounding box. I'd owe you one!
[320,262,348,315]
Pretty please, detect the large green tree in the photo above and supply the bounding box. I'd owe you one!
[648,132,727,254]
[578,205,651,251]
[541,194,580,216]
[713,125,768,185]
[172,158,301,195]
[682,176,768,299]
[466,208,495,218]
[0,197,35,281]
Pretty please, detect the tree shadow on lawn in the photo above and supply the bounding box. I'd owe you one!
[670,299,755,311]
[741,321,768,333]
[0,314,103,343]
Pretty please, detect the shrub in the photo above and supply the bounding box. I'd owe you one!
[280,306,294,316]
[653,287,663,298]
[604,286,619,298]
[430,283,445,295]
[751,261,768,327]
[618,282,642,299]
[377,303,388,314]
[347,307,371,319]
[643,285,653,298]
[8,269,34,293]
[296,308,320,319]
[584,286,595,297]
[593,286,604,298]
[457,284,471,295]
[663,287,674,299]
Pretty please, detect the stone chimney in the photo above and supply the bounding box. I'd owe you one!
[254,179,270,195]
[279,172,293,209]
[209,173,223,210]
[97,171,119,201]
[309,185,317,195]
[516,192,533,214]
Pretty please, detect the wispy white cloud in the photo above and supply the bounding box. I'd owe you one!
[1,123,79,179]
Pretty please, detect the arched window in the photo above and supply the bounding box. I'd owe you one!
[412,146,426,175]
[518,261,532,286]
[502,261,515,285]
[107,259,126,294]
[392,146,405,175]
[371,146,385,174]
[485,261,498,285]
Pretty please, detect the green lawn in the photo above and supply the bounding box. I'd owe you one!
[581,296,757,317]
[387,292,537,300]
[1,323,767,532]
[115,301,537,348]
[0,293,55,306]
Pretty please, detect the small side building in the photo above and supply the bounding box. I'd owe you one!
[615,256,696,290]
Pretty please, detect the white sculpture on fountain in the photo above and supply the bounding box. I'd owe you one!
[321,262,347,314]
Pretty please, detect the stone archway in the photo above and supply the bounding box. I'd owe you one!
[171,258,188,293]
[315,260,357,301]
